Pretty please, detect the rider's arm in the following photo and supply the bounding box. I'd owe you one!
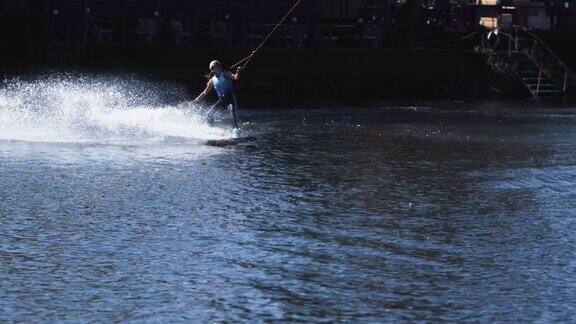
[193,79,213,102]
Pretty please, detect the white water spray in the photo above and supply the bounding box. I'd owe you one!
[0,76,233,144]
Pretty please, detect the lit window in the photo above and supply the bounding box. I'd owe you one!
[479,17,498,28]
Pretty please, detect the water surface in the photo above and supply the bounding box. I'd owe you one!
[1,80,576,322]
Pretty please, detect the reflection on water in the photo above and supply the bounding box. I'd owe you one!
[2,103,576,322]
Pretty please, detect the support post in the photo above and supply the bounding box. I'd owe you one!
[536,67,542,97]
[563,68,568,94]
[508,31,512,58]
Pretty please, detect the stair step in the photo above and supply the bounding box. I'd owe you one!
[517,66,538,71]
[525,80,553,84]
[517,68,538,72]
[527,84,559,89]
[524,77,556,86]
[491,49,565,98]
[518,73,539,78]
[522,77,543,82]
[517,65,537,69]
[532,92,562,98]
[526,85,557,90]
[537,93,562,97]
[526,80,554,83]
[536,90,562,94]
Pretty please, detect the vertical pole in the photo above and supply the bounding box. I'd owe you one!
[563,68,568,94]
[536,67,542,97]
[508,32,511,57]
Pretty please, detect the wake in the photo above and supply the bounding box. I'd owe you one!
[0,76,233,144]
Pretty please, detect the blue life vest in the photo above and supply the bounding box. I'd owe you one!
[212,72,234,98]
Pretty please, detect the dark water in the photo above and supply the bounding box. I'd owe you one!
[2,102,576,322]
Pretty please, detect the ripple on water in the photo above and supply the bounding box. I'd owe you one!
[2,101,576,321]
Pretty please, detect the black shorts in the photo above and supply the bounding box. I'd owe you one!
[210,93,239,128]
[211,94,236,110]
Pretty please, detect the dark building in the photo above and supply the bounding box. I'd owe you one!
[43,0,354,22]
[0,0,386,22]
[1,0,392,48]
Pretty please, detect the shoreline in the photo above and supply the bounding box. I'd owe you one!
[2,43,534,104]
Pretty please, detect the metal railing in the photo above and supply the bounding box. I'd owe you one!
[497,27,572,96]
[511,26,571,94]
[496,30,549,97]
[516,27,571,93]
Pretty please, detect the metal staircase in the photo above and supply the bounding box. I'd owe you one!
[493,27,571,99]
[510,50,563,97]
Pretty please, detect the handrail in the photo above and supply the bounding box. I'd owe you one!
[536,67,542,97]
[512,26,572,93]
[497,31,554,78]
[496,29,569,94]
[513,26,571,73]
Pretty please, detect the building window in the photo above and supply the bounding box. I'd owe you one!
[479,17,498,28]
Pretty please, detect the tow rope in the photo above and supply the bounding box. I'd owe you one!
[230,0,302,71]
